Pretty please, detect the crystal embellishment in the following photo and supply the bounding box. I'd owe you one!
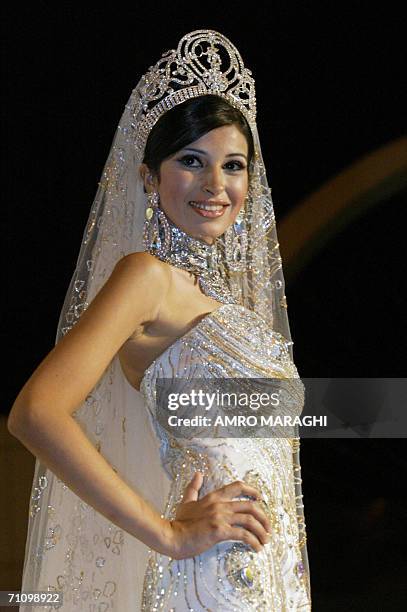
[129,30,257,160]
[296,561,305,578]
[145,210,238,305]
[240,566,254,588]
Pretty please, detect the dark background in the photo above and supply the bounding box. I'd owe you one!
[3,2,406,610]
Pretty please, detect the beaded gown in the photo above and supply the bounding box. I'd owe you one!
[139,302,311,611]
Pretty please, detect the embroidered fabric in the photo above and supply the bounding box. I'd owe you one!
[139,303,310,609]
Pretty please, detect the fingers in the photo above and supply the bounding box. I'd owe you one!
[228,500,272,534]
[230,512,271,546]
[227,525,266,553]
[170,477,273,559]
[175,478,272,559]
[182,472,204,503]
[206,480,262,503]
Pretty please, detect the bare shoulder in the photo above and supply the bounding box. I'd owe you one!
[116,250,164,269]
[114,251,170,282]
[111,251,171,323]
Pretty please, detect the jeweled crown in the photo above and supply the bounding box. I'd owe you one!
[128,29,257,160]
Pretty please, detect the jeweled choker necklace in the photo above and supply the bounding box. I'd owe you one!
[145,209,237,305]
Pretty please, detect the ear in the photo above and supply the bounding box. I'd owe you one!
[139,163,156,194]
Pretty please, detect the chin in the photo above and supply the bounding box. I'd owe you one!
[191,222,229,244]
[166,209,230,244]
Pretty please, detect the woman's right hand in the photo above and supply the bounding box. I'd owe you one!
[164,472,272,560]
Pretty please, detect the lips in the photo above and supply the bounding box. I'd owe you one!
[189,200,230,208]
[189,201,229,218]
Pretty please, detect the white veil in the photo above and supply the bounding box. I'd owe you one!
[20,29,311,609]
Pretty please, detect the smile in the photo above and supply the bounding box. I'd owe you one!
[189,201,229,218]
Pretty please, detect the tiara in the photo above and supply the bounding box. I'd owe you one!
[128,29,257,159]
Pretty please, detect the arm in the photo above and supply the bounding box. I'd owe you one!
[7,252,175,555]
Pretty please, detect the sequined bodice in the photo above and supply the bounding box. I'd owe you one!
[140,303,299,389]
[138,303,311,611]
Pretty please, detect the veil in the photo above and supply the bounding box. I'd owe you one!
[19,30,311,609]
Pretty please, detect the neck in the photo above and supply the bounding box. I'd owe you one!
[145,206,236,304]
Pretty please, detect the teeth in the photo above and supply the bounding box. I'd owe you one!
[190,201,224,211]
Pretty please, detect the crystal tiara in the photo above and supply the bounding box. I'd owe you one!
[128,29,257,160]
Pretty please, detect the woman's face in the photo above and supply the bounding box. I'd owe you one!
[141,125,249,245]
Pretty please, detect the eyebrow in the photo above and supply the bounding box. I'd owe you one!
[181,147,248,161]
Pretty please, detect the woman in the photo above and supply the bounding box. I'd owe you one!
[8,30,311,610]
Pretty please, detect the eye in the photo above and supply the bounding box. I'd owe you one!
[178,155,246,171]
[178,155,202,167]
[225,160,246,171]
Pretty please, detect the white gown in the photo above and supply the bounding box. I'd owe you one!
[139,303,311,611]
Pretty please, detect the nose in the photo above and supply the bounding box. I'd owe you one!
[202,165,225,196]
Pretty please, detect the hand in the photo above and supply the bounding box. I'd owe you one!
[164,472,272,560]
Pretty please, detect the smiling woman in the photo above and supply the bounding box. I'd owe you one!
[10,29,311,611]
[139,94,254,244]
[141,123,250,243]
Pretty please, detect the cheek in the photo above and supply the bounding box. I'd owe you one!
[231,179,249,205]
[163,172,194,201]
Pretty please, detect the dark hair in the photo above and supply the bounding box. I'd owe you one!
[142,95,254,183]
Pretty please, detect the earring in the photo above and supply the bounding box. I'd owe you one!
[143,190,172,257]
[225,197,249,273]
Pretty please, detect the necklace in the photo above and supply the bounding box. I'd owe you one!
[145,208,238,305]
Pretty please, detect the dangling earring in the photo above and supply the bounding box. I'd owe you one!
[225,196,249,273]
[143,190,172,257]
